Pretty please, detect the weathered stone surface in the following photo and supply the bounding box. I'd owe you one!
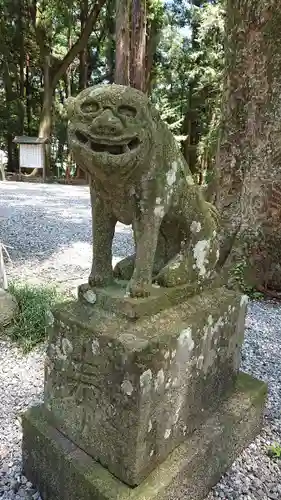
[0,288,18,328]
[44,287,247,486]
[67,84,220,298]
[22,373,267,500]
[78,274,224,319]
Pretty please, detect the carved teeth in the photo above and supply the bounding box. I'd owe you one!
[75,130,140,155]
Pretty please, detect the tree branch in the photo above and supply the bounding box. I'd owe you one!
[51,0,106,88]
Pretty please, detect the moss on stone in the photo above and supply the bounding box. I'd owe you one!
[22,372,267,500]
[43,287,249,486]
[68,84,220,298]
[235,371,267,404]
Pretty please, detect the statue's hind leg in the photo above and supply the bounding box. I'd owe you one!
[155,194,220,288]
[113,220,179,281]
[113,254,136,281]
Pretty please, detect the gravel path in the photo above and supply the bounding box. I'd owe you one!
[0,182,280,500]
[0,181,133,292]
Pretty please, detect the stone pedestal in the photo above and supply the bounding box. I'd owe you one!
[22,286,267,499]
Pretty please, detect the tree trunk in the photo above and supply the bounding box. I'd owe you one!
[115,0,158,91]
[130,0,147,91]
[181,0,202,178]
[26,55,32,136]
[79,0,89,91]
[18,0,25,134]
[216,0,281,290]
[115,0,131,85]
[3,61,18,172]
[29,56,52,177]
[144,12,159,94]
[182,84,200,178]
[104,0,115,83]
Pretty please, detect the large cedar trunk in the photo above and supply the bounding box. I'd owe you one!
[216,1,281,290]
[115,0,156,92]
[115,0,130,85]
[144,15,157,94]
[130,0,147,92]
[79,0,89,91]
[39,60,52,136]
[18,0,25,135]
[26,55,32,136]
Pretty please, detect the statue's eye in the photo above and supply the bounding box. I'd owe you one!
[80,100,99,114]
[118,105,137,117]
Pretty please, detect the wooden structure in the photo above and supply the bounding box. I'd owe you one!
[13,136,48,181]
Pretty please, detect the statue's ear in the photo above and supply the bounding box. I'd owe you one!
[65,97,76,120]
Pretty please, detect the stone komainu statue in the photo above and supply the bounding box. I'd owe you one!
[67,85,219,298]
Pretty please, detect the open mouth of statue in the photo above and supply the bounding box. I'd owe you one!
[75,131,140,155]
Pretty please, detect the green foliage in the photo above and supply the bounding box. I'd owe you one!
[0,0,224,178]
[267,443,281,460]
[231,261,264,300]
[152,1,224,181]
[7,282,65,352]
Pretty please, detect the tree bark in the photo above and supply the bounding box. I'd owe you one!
[115,0,131,85]
[182,0,202,178]
[216,0,281,290]
[115,0,159,92]
[18,0,25,134]
[144,11,159,94]
[182,85,200,178]
[79,0,89,91]
[26,55,32,136]
[104,0,115,83]
[130,0,147,91]
[3,61,18,171]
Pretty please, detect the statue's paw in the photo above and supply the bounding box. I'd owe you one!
[156,260,217,289]
[113,255,135,281]
[128,278,151,298]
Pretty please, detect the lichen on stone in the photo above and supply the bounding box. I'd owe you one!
[140,369,152,394]
[68,84,220,298]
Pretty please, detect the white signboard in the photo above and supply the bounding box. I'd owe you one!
[19,144,44,169]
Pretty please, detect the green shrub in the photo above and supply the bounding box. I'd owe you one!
[267,443,281,460]
[231,261,264,300]
[7,282,65,352]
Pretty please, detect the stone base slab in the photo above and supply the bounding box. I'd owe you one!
[78,277,223,320]
[45,288,247,486]
[22,373,266,500]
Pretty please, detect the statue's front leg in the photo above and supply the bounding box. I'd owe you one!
[89,187,116,287]
[128,212,163,298]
